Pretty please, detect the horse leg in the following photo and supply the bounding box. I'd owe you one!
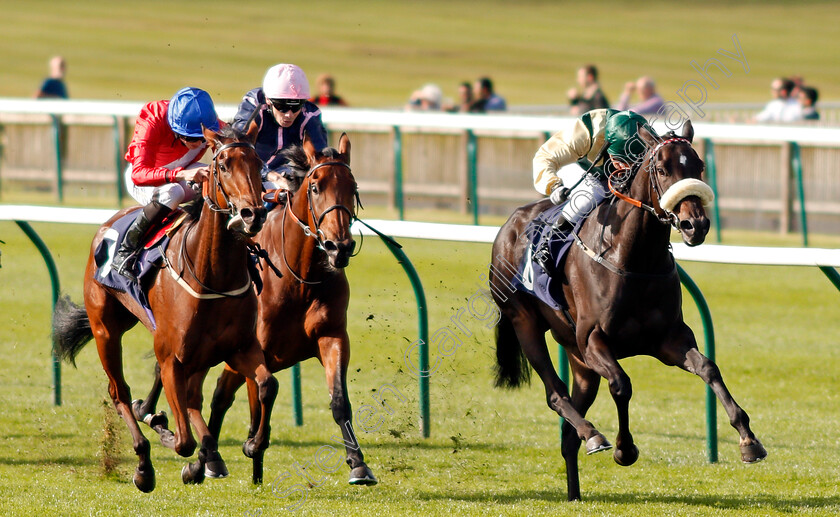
[561,354,603,501]
[583,327,639,467]
[181,369,219,484]
[157,357,197,458]
[204,365,247,479]
[319,335,377,485]
[88,305,156,492]
[227,346,279,484]
[655,323,767,463]
[131,361,175,447]
[514,317,611,453]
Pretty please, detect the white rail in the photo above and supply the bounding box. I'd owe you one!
[2,98,840,145]
[2,205,839,267]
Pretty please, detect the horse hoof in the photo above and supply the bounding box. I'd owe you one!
[243,438,266,458]
[146,411,169,430]
[585,434,613,455]
[349,464,378,485]
[182,462,206,485]
[205,451,229,479]
[614,444,639,466]
[740,439,767,464]
[133,467,155,493]
[131,399,149,421]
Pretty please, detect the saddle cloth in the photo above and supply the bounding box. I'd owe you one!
[511,204,584,311]
[92,209,187,329]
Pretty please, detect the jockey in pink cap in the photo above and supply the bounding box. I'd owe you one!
[232,63,328,202]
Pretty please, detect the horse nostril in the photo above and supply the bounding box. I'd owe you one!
[702,218,711,232]
[323,240,338,252]
[679,219,695,233]
[348,240,357,255]
[240,208,254,221]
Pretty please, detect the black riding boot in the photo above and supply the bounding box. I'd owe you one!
[534,216,573,276]
[112,201,171,282]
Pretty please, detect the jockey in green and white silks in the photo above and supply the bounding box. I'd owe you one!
[533,108,654,228]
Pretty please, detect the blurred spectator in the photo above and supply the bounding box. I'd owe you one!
[35,56,68,99]
[406,83,444,111]
[798,86,820,121]
[790,75,805,98]
[310,74,347,106]
[754,78,800,122]
[445,81,473,113]
[615,76,663,114]
[469,77,506,112]
[568,65,609,116]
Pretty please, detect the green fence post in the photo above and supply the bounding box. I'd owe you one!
[703,138,721,243]
[113,116,125,206]
[791,142,808,247]
[676,263,717,463]
[15,221,61,406]
[51,115,64,203]
[557,343,569,443]
[466,130,479,225]
[393,126,404,220]
[291,363,303,426]
[356,220,429,437]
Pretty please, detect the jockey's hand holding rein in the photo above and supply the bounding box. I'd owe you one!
[177,166,209,184]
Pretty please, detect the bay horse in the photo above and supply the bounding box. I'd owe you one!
[491,120,766,501]
[52,124,279,492]
[133,133,377,485]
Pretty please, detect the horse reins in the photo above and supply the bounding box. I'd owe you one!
[203,141,257,217]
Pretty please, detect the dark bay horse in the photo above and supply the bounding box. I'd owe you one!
[491,121,766,501]
[134,133,376,485]
[52,125,278,492]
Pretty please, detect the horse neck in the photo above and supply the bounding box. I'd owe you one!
[186,203,248,283]
[606,166,673,273]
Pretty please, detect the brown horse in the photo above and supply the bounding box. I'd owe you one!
[133,133,376,485]
[491,121,766,501]
[52,124,278,492]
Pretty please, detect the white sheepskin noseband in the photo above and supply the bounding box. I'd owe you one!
[658,178,715,212]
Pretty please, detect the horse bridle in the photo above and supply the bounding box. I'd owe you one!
[607,136,694,231]
[281,160,360,284]
[203,141,258,218]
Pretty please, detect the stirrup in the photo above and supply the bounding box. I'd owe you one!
[113,252,139,283]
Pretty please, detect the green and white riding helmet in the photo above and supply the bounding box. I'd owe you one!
[604,110,658,165]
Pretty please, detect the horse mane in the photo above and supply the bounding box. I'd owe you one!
[280,145,342,179]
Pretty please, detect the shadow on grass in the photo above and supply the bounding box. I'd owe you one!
[218,437,519,452]
[414,488,840,511]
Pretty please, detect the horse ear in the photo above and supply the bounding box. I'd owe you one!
[682,119,694,143]
[202,124,220,148]
[302,131,318,163]
[245,119,259,146]
[637,123,659,147]
[338,132,351,165]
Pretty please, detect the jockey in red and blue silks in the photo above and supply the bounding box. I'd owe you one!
[112,87,224,282]
[231,63,328,200]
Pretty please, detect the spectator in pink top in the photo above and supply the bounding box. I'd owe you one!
[615,76,664,115]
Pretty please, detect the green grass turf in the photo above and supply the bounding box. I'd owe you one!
[1,219,839,515]
[0,0,838,108]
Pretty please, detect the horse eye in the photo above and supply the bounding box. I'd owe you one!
[310,183,318,194]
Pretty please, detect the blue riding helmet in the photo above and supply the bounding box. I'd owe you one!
[167,87,220,138]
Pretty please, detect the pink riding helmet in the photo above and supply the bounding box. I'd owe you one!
[262,64,310,100]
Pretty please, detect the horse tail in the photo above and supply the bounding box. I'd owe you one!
[494,313,531,388]
[52,293,93,366]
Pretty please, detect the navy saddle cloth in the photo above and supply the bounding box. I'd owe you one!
[510,204,584,311]
[92,211,171,328]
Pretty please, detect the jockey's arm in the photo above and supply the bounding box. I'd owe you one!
[533,118,594,195]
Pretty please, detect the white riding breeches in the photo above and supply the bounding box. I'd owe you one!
[124,162,205,209]
[555,163,610,225]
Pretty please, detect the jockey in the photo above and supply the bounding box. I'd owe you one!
[111,87,223,282]
[533,108,657,233]
[232,63,328,201]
